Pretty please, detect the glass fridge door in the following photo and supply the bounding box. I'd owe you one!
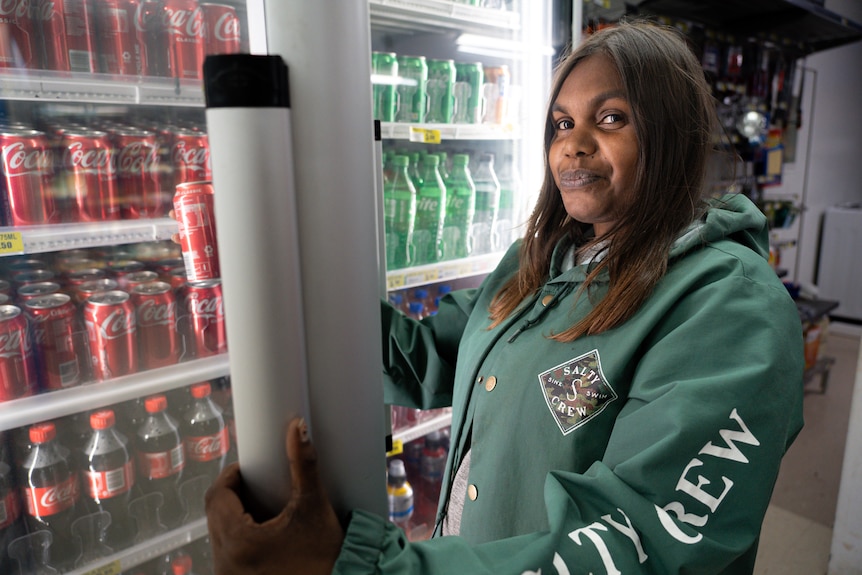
[0,1,262,573]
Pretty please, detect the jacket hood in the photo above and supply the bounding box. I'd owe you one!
[670,193,770,261]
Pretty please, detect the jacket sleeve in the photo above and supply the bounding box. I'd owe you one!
[381,286,481,410]
[338,273,804,574]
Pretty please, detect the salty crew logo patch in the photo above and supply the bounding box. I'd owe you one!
[538,349,617,436]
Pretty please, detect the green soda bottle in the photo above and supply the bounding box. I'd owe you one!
[496,153,521,249]
[409,152,424,190]
[383,155,417,270]
[472,152,501,255]
[442,154,475,260]
[413,155,447,265]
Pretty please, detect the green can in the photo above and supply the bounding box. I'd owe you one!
[372,52,399,122]
[396,55,428,124]
[426,58,456,124]
[454,62,484,124]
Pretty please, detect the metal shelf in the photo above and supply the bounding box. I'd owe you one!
[369,0,519,36]
[386,250,506,291]
[0,218,178,257]
[393,411,452,444]
[0,354,230,432]
[379,121,520,141]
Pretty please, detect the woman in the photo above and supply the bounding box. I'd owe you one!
[205,20,804,574]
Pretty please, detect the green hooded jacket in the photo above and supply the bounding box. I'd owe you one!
[335,193,804,574]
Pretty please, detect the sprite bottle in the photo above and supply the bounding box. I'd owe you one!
[383,155,416,270]
[496,153,521,249]
[472,152,501,255]
[413,155,447,265]
[442,154,475,260]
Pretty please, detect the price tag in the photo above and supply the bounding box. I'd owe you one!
[387,439,404,458]
[408,127,442,144]
[82,560,122,575]
[0,232,23,255]
[387,274,406,290]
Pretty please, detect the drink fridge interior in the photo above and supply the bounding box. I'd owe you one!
[0,1,249,573]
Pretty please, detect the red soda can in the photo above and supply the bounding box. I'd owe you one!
[6,257,49,274]
[16,282,62,304]
[112,127,162,219]
[24,293,83,391]
[0,280,11,296]
[201,3,239,55]
[173,181,219,281]
[154,257,184,277]
[83,290,138,380]
[12,270,56,294]
[74,278,118,306]
[37,0,98,72]
[0,0,39,68]
[65,268,107,290]
[0,304,36,400]
[163,0,206,80]
[133,0,166,76]
[168,267,186,291]
[125,270,158,292]
[132,280,179,370]
[0,293,10,305]
[61,129,121,222]
[95,0,144,75]
[107,260,146,290]
[171,128,211,186]
[181,279,225,358]
[0,128,60,226]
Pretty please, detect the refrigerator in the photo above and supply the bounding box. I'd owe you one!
[0,0,554,573]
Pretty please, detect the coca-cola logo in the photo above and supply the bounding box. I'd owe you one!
[66,141,116,175]
[0,327,31,358]
[40,480,76,508]
[133,0,149,32]
[173,140,210,173]
[138,298,175,326]
[189,434,222,457]
[213,12,239,42]
[95,308,136,340]
[164,6,205,38]
[2,142,51,177]
[32,0,55,21]
[0,0,30,19]
[187,293,223,319]
[117,141,158,174]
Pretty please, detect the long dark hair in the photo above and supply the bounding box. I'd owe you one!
[488,20,719,340]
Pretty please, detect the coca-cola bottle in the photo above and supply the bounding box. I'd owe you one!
[20,422,81,571]
[80,410,136,551]
[137,395,185,529]
[181,382,229,485]
[0,446,23,573]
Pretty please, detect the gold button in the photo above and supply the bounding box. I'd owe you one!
[468,484,478,501]
[484,376,497,392]
[476,375,484,385]
[541,294,554,306]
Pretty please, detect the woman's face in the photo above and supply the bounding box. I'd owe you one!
[548,53,639,238]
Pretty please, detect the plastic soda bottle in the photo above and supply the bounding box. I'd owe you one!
[0,447,23,573]
[496,153,522,249]
[409,152,424,189]
[181,382,230,485]
[442,153,476,260]
[80,409,137,551]
[471,152,501,255]
[136,395,186,529]
[412,155,446,266]
[20,422,81,571]
[383,155,417,270]
[395,55,428,123]
[387,459,414,529]
[426,59,456,124]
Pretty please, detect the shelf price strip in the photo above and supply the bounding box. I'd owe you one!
[0,231,24,255]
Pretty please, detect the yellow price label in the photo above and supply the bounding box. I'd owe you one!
[0,232,23,255]
[387,439,404,458]
[387,274,406,290]
[82,560,122,575]
[408,127,442,144]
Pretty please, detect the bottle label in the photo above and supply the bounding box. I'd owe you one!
[138,444,185,479]
[0,491,21,528]
[83,461,135,500]
[185,426,229,462]
[24,475,79,517]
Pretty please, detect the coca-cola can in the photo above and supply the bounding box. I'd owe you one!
[12,270,56,293]
[83,290,138,380]
[0,293,10,305]
[201,3,239,55]
[95,0,145,75]
[61,129,121,222]
[111,127,163,218]
[38,0,98,72]
[0,0,39,68]
[154,257,184,277]
[16,281,62,304]
[0,304,36,401]
[107,259,146,290]
[74,278,118,305]
[6,257,49,274]
[174,181,219,281]
[163,0,206,80]
[133,0,166,76]
[0,279,10,295]
[168,267,187,290]
[24,293,83,391]
[0,128,60,226]
[125,270,159,292]
[181,279,225,358]
[171,128,211,187]
[132,280,179,370]
[64,267,107,289]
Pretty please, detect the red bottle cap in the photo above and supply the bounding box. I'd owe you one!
[171,555,192,575]
[29,423,56,444]
[145,395,168,413]
[90,409,116,430]
[190,382,212,399]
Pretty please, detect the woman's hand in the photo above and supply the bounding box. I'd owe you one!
[205,418,344,575]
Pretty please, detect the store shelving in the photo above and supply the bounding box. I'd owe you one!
[369,0,519,35]
[0,218,178,256]
[386,250,506,291]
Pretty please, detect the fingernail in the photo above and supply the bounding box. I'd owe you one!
[298,418,310,443]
